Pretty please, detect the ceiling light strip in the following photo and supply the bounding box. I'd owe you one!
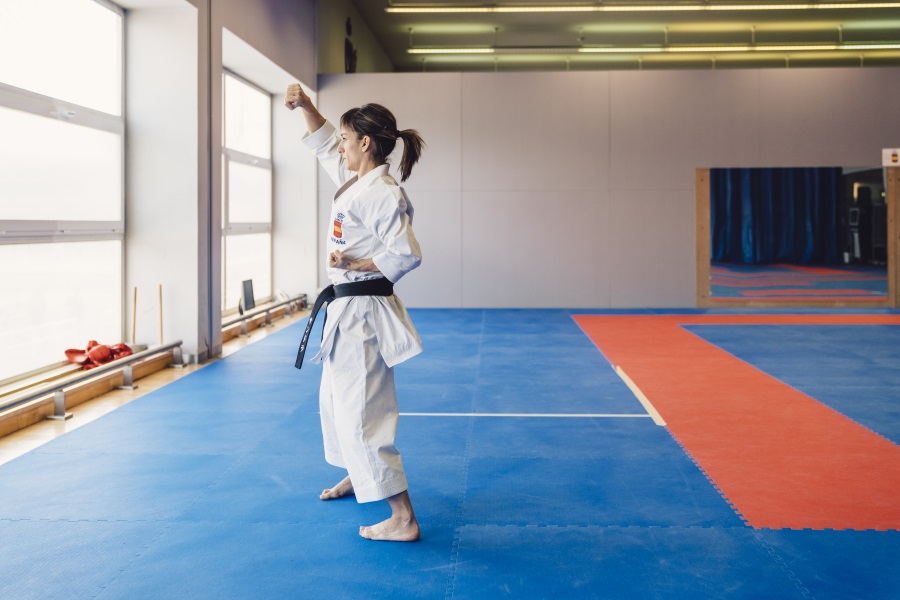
[409,43,900,55]
[408,48,494,54]
[581,43,900,52]
[387,3,900,14]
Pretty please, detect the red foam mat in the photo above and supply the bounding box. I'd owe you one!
[573,314,900,531]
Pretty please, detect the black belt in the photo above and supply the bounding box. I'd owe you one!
[294,278,394,369]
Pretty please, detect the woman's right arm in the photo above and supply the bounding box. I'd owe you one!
[284,83,325,134]
[285,84,351,187]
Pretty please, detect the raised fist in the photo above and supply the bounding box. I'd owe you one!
[285,83,311,111]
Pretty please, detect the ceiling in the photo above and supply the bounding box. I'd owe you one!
[347,1,900,72]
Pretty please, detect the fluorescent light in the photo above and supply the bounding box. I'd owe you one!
[409,42,900,55]
[841,42,900,50]
[387,2,900,14]
[575,47,665,54]
[580,42,900,53]
[388,5,601,12]
[407,47,494,54]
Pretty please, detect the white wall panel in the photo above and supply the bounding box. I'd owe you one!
[394,190,463,308]
[688,70,762,169]
[461,72,609,192]
[608,189,696,307]
[461,190,610,308]
[759,69,900,167]
[610,70,763,190]
[610,71,700,191]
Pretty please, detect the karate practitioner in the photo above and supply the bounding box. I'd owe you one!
[285,83,424,542]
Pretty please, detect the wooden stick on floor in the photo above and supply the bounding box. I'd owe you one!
[132,286,138,346]
[158,284,163,346]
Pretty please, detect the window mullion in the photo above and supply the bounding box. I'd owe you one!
[0,82,123,135]
[0,220,123,243]
[224,223,273,235]
[221,70,273,311]
[223,147,273,170]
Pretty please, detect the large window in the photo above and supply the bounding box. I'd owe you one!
[0,0,124,383]
[222,71,273,312]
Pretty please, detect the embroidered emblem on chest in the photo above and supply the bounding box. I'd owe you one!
[333,212,345,239]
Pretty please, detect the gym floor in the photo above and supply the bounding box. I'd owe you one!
[1,308,898,599]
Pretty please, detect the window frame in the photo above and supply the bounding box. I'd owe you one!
[221,69,274,314]
[0,0,125,243]
[0,0,125,380]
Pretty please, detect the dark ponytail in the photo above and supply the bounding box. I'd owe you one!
[340,103,425,182]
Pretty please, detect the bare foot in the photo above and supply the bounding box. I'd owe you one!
[320,475,354,500]
[359,516,420,542]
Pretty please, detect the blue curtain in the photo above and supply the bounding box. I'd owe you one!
[710,167,842,264]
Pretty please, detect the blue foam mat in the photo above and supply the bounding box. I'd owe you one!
[98,521,456,600]
[451,525,809,600]
[0,309,897,599]
[460,455,743,528]
[0,450,235,521]
[466,415,685,460]
[0,520,168,600]
[753,529,900,600]
[471,379,640,414]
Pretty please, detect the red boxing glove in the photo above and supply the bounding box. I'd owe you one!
[87,344,112,365]
[110,343,133,360]
[65,349,89,365]
[66,340,133,370]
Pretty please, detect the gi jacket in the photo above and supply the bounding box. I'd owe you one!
[302,122,423,368]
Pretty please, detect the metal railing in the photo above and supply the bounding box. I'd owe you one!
[222,294,308,337]
[0,341,184,420]
[1,293,308,422]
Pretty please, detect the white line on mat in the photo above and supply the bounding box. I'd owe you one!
[400,412,653,418]
[614,365,667,427]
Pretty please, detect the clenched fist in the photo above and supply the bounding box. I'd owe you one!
[285,83,326,133]
[285,83,311,111]
[329,250,379,273]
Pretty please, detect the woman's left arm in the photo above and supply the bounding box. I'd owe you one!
[364,186,422,283]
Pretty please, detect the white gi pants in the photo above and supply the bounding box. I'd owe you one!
[319,300,408,503]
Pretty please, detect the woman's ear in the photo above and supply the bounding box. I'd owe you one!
[360,135,371,153]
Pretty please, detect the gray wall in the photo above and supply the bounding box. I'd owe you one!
[317,68,900,308]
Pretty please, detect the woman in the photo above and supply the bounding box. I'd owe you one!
[285,83,424,542]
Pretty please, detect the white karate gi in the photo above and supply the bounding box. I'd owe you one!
[302,122,422,503]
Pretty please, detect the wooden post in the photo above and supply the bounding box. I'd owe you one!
[695,168,711,308]
[158,284,164,345]
[131,287,138,345]
[888,167,899,307]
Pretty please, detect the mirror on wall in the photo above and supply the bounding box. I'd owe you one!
[696,166,898,308]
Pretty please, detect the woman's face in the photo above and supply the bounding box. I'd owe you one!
[338,125,367,173]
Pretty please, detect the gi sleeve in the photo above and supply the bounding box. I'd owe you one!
[301,121,352,188]
[364,182,422,283]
